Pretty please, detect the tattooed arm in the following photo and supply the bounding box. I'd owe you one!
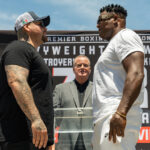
[5,65,48,149]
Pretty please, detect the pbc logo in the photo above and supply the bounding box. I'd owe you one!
[138,127,150,143]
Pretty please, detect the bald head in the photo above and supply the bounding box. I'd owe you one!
[73,55,91,67]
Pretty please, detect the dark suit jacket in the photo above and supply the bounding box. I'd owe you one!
[53,81,93,150]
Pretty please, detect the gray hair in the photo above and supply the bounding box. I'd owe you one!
[73,55,91,67]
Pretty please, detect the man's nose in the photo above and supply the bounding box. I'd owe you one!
[81,64,84,68]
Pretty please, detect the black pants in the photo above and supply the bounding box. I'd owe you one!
[0,141,47,150]
[0,142,7,150]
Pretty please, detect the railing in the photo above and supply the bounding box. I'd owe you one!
[54,107,93,150]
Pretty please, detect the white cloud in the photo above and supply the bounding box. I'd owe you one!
[0,24,13,30]
[35,0,127,26]
[34,0,110,19]
[36,0,100,30]
[0,11,18,30]
[0,12,18,30]
[0,12,18,21]
[50,11,93,30]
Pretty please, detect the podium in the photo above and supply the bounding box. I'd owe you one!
[54,107,93,150]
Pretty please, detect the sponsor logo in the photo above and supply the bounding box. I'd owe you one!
[22,19,28,24]
[138,127,150,143]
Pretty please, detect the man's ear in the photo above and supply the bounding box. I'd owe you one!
[113,18,119,27]
[89,67,91,75]
[114,21,118,27]
[113,14,119,27]
[23,24,30,32]
[89,67,91,73]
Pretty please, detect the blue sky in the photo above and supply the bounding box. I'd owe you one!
[0,0,149,31]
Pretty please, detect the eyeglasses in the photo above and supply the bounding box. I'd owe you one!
[97,14,114,24]
[34,21,45,27]
[75,63,90,68]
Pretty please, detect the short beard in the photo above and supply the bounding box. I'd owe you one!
[42,35,48,43]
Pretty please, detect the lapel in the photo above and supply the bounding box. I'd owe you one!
[82,82,92,107]
[69,81,80,107]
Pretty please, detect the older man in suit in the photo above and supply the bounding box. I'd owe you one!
[53,55,93,150]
